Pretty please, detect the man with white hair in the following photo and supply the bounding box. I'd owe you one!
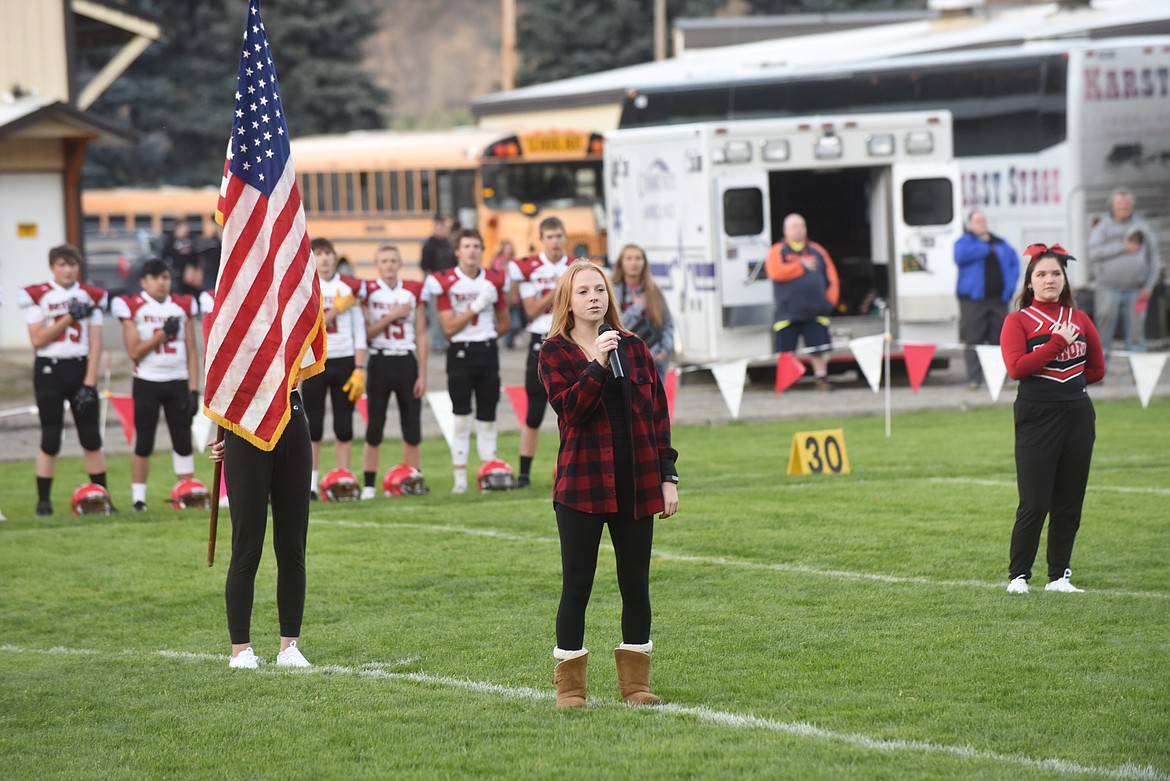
[1087,189,1161,361]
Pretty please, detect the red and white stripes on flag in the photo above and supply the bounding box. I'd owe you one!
[202,0,324,451]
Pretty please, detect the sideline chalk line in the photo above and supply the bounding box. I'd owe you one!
[322,520,1170,601]
[1,643,1165,781]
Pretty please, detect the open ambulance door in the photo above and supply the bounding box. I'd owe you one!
[713,170,774,360]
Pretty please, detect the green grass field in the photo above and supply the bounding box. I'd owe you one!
[1,401,1167,780]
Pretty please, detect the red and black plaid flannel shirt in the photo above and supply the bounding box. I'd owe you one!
[538,333,678,517]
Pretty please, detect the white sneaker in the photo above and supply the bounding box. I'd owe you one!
[452,476,467,494]
[229,647,260,669]
[1045,569,1084,593]
[360,486,377,500]
[276,640,311,668]
[1006,575,1029,594]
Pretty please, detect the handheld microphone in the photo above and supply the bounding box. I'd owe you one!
[597,324,625,379]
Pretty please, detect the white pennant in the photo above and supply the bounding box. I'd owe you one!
[975,345,1008,402]
[849,334,885,393]
[192,411,214,454]
[710,358,748,420]
[425,391,457,452]
[1128,352,1168,409]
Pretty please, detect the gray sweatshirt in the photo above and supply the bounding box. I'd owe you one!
[1088,214,1161,290]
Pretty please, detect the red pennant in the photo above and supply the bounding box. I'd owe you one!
[902,343,936,394]
[504,385,528,427]
[664,368,678,424]
[219,468,229,500]
[774,352,807,394]
[109,393,136,445]
[355,395,368,425]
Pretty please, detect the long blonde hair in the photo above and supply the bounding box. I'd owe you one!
[547,260,623,341]
[611,243,666,326]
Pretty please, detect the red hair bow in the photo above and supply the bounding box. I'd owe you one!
[1022,243,1075,265]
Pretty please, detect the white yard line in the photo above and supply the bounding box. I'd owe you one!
[322,520,1170,600]
[927,477,1170,496]
[1,643,1165,781]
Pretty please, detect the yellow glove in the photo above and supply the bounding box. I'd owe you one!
[332,291,356,314]
[342,368,365,402]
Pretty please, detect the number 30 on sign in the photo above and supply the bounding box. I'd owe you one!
[787,429,851,475]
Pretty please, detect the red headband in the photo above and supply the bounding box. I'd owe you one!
[1023,243,1075,265]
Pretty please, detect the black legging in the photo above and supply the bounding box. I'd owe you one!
[224,405,311,644]
[555,503,654,651]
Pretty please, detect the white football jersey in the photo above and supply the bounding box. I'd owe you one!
[509,253,569,336]
[319,274,366,359]
[18,281,107,359]
[362,278,424,352]
[427,266,508,343]
[112,291,197,382]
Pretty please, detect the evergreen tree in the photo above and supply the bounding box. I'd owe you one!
[516,0,725,87]
[84,0,389,188]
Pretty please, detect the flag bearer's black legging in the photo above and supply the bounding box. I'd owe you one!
[224,395,311,644]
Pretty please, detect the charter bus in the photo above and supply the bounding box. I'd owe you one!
[83,127,607,279]
[617,37,1170,295]
[289,126,606,276]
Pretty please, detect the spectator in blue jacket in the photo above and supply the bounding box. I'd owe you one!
[954,209,1019,389]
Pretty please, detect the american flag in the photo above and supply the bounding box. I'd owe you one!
[203,0,325,451]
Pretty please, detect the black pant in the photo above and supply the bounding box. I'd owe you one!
[524,334,549,428]
[34,357,101,454]
[132,378,192,457]
[366,353,422,446]
[1009,397,1095,582]
[224,397,312,644]
[959,297,1008,385]
[447,340,499,420]
[555,503,654,651]
[301,356,356,442]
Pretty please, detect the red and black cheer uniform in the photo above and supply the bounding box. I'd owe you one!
[1000,301,1105,583]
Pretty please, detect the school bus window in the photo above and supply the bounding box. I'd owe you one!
[902,178,953,226]
[420,170,431,212]
[389,171,401,212]
[723,188,764,237]
[404,170,416,212]
[314,173,327,214]
[84,215,101,233]
[329,173,342,213]
[358,172,371,213]
[134,213,153,232]
[374,172,385,211]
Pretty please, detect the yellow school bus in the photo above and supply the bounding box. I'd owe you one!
[82,127,607,279]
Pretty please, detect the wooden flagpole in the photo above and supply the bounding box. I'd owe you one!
[207,426,225,567]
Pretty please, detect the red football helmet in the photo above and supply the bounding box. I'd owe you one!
[382,463,429,496]
[477,459,515,492]
[170,478,212,509]
[320,468,360,502]
[71,483,113,516]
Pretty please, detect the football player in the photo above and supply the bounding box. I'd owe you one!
[360,244,427,499]
[18,244,110,516]
[423,228,509,493]
[111,259,200,510]
[508,216,571,487]
[302,238,367,499]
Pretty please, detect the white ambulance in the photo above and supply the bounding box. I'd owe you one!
[604,111,963,365]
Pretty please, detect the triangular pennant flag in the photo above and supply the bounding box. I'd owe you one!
[1128,352,1168,409]
[774,352,807,394]
[849,334,885,393]
[219,467,229,508]
[355,395,368,425]
[108,393,136,446]
[710,358,748,419]
[425,391,457,451]
[974,345,1008,402]
[664,368,679,424]
[902,342,936,394]
[191,411,213,454]
[503,385,528,427]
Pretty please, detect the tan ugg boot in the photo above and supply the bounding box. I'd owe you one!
[553,653,588,709]
[614,648,663,706]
